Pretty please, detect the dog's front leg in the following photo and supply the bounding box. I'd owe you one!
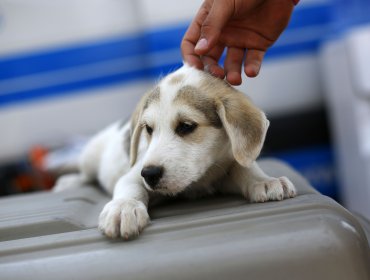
[228,162,297,203]
[98,163,150,239]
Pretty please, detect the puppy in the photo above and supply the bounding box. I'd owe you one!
[54,64,297,239]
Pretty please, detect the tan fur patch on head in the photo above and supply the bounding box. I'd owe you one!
[173,112,222,144]
[144,86,160,110]
[174,85,222,128]
[131,86,160,129]
[169,74,185,85]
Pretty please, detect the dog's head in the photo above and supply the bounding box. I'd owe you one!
[130,65,269,195]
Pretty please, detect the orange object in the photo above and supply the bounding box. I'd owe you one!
[29,146,56,190]
[29,146,49,170]
[13,174,34,192]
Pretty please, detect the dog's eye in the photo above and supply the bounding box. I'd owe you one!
[175,122,197,136]
[145,125,153,135]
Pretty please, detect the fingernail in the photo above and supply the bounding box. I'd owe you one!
[245,65,260,77]
[195,38,208,51]
[253,65,259,75]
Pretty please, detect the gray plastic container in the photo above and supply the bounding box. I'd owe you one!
[0,159,369,280]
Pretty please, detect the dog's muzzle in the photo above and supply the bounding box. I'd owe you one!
[141,165,164,189]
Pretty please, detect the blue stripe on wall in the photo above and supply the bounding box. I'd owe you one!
[288,3,333,30]
[0,34,148,81]
[0,62,183,108]
[0,3,333,107]
[266,39,321,59]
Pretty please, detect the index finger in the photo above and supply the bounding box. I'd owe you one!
[181,4,209,69]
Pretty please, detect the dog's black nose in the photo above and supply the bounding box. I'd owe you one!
[141,166,164,188]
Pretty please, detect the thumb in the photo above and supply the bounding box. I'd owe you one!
[195,0,233,55]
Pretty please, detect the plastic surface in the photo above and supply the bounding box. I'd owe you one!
[0,159,369,280]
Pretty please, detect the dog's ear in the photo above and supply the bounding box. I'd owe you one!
[129,86,160,166]
[216,91,269,168]
[129,95,147,166]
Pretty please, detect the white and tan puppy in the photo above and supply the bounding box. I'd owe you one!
[54,64,297,239]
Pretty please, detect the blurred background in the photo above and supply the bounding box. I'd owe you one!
[0,0,369,218]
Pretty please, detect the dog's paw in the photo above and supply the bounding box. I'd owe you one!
[248,176,297,203]
[98,199,150,240]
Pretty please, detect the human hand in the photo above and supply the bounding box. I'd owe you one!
[181,0,297,85]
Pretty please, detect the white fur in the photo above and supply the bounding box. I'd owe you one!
[54,64,297,239]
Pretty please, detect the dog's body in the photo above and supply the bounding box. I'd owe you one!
[54,65,296,239]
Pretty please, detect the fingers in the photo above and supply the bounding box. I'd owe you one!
[224,47,245,85]
[195,0,234,55]
[181,39,204,70]
[244,49,265,77]
[201,43,226,79]
[181,4,209,69]
[182,0,267,80]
